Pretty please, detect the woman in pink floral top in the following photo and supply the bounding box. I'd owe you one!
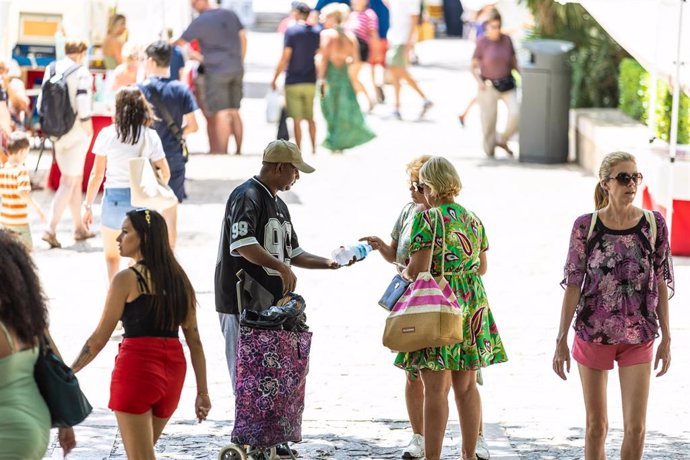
[553,151,674,459]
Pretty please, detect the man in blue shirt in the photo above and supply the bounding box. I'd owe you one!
[139,41,199,248]
[271,2,321,153]
[177,0,247,155]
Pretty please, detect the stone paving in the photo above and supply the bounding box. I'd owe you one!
[24,29,690,460]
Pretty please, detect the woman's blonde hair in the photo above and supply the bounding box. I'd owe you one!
[320,3,351,25]
[108,14,127,35]
[594,151,636,210]
[406,155,432,180]
[419,156,462,200]
[121,43,140,63]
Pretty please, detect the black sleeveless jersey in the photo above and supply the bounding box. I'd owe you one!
[215,177,303,314]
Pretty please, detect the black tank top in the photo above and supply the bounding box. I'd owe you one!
[121,267,178,339]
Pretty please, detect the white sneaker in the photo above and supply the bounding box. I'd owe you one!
[476,434,490,460]
[402,433,424,459]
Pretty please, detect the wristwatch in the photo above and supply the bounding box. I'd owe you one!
[82,202,92,210]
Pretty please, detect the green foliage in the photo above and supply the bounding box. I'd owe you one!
[618,58,648,122]
[655,80,690,145]
[521,0,626,108]
[617,59,690,145]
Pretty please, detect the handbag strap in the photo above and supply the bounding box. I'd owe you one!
[137,128,148,158]
[426,207,446,274]
[143,81,186,148]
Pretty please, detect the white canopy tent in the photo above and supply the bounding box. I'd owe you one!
[565,0,689,242]
[577,0,689,159]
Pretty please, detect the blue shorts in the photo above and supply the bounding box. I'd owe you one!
[101,188,134,230]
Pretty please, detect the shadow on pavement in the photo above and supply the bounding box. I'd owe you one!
[504,425,690,459]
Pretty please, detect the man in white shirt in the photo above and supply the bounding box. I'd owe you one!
[40,40,95,248]
[385,0,432,120]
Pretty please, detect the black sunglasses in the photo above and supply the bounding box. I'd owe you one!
[410,181,425,193]
[606,172,644,186]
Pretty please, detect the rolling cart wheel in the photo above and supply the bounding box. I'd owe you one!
[218,444,247,460]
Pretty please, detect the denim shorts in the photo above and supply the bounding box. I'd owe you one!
[101,188,134,230]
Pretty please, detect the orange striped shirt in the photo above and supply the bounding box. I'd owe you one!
[0,162,31,226]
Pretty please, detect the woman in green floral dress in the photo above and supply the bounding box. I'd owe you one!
[398,156,507,460]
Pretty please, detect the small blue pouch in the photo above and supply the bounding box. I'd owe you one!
[378,274,411,311]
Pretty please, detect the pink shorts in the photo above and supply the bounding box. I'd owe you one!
[572,335,653,370]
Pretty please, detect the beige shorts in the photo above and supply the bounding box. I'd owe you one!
[53,124,91,176]
[1,224,33,251]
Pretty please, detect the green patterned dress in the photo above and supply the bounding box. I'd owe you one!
[320,62,375,151]
[394,203,508,372]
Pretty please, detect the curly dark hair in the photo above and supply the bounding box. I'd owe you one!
[0,231,48,346]
[126,209,196,330]
[114,86,156,145]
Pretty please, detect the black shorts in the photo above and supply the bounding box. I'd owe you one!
[357,36,370,63]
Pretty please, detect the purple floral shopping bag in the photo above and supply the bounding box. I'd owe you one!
[231,326,312,448]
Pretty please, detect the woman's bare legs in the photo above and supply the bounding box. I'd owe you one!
[406,371,424,435]
[419,369,451,460]
[578,364,608,460]
[452,370,480,459]
[115,411,157,460]
[619,363,651,460]
[348,62,373,110]
[102,226,122,282]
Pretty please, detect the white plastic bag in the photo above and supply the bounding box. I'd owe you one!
[265,90,283,123]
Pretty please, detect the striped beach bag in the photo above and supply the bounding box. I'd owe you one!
[382,208,463,352]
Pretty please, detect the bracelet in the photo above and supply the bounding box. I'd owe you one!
[82,202,92,210]
[197,391,209,397]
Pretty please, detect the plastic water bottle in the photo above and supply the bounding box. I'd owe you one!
[332,243,372,266]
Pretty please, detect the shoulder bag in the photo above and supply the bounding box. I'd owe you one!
[490,75,516,92]
[145,81,190,161]
[128,130,179,211]
[34,335,93,427]
[382,208,464,352]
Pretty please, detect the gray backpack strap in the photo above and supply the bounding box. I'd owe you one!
[586,211,598,241]
[643,209,657,249]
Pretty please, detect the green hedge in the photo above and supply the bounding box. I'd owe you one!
[521,0,625,108]
[618,58,690,144]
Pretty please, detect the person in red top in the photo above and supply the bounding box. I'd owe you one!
[0,132,45,250]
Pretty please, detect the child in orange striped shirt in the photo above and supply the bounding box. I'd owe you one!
[0,132,45,250]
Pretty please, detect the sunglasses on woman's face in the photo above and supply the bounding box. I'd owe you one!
[410,181,425,193]
[607,172,644,186]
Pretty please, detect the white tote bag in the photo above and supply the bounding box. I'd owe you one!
[265,89,283,123]
[128,132,178,212]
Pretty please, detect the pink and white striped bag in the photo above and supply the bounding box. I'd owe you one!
[382,208,463,352]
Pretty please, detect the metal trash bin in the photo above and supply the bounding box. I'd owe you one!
[519,39,575,163]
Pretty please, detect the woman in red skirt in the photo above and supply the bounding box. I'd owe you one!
[71,208,211,459]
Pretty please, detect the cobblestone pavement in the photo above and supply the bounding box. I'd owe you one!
[28,29,690,459]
